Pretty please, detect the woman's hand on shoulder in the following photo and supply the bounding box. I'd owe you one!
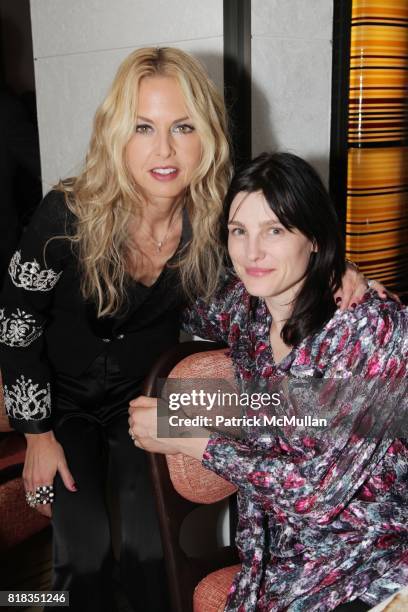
[24,431,76,517]
[335,262,400,310]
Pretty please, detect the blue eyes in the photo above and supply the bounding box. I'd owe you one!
[135,123,195,134]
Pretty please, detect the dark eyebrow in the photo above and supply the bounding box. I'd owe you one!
[228,219,282,227]
[227,220,245,226]
[136,115,191,124]
[260,220,282,227]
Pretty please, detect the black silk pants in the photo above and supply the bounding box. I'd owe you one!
[49,352,169,612]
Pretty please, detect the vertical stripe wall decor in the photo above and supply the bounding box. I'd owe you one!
[346,0,408,296]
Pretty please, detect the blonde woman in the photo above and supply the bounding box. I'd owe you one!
[0,48,381,611]
[0,47,230,612]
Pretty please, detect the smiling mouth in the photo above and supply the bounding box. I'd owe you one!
[150,167,178,175]
[149,167,180,182]
[245,268,275,277]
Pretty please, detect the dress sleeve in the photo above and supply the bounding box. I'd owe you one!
[202,297,408,521]
[0,191,70,433]
[181,271,242,343]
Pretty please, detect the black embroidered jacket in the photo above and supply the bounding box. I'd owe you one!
[0,190,188,433]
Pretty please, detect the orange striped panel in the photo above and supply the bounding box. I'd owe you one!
[346,0,408,295]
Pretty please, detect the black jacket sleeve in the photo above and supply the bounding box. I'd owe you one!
[0,190,70,433]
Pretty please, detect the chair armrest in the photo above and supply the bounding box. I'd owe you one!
[0,433,26,485]
[0,432,50,553]
[159,343,237,504]
[166,454,236,504]
[143,342,239,611]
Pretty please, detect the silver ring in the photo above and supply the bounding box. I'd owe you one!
[26,484,54,507]
[25,491,37,508]
[367,279,376,288]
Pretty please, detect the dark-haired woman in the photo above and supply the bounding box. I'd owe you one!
[129,153,408,611]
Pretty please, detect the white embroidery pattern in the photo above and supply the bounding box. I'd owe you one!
[9,250,62,291]
[0,308,43,347]
[4,375,51,421]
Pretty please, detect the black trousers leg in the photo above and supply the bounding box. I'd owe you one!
[106,413,170,612]
[51,417,115,612]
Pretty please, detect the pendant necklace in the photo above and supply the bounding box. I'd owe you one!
[144,207,182,253]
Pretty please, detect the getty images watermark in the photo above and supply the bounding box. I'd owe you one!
[156,376,408,439]
[156,378,334,438]
[165,389,327,429]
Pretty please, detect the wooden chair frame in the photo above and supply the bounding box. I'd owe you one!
[143,341,239,612]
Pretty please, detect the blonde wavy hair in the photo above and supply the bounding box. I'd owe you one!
[57,47,231,316]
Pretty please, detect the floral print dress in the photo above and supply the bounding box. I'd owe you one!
[182,277,408,611]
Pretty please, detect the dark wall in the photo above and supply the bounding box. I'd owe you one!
[0,0,35,94]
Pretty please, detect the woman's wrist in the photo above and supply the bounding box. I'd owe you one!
[25,430,56,445]
[174,436,209,461]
